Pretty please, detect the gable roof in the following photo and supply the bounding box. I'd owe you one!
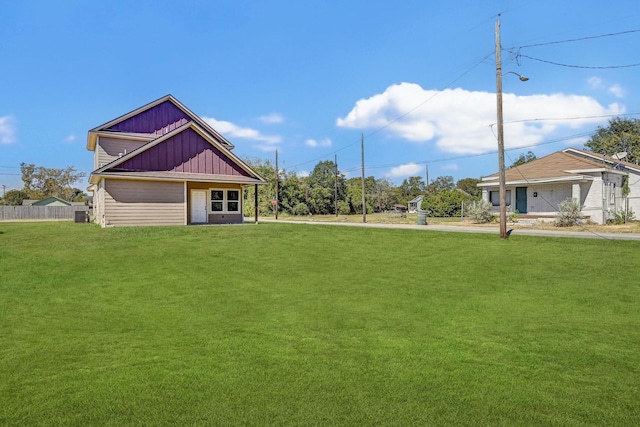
[87,95,234,151]
[89,121,265,185]
[32,196,72,206]
[563,148,640,174]
[479,150,627,187]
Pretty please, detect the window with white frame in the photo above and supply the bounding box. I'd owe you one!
[210,189,241,213]
[489,190,511,206]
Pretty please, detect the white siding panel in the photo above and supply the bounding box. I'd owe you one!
[104,180,185,226]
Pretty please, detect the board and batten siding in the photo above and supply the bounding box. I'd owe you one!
[103,180,185,226]
[96,137,149,169]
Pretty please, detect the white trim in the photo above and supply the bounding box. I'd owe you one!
[209,188,242,214]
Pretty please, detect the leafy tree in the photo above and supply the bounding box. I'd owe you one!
[421,188,474,217]
[307,160,345,214]
[20,163,86,201]
[279,171,306,214]
[345,176,376,214]
[373,178,398,212]
[243,158,276,216]
[510,151,537,168]
[456,178,482,198]
[427,175,455,194]
[399,176,426,198]
[2,189,29,206]
[584,117,640,164]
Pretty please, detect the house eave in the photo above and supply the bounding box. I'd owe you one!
[478,175,595,187]
[90,171,266,186]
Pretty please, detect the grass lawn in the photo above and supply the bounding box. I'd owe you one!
[1,222,639,425]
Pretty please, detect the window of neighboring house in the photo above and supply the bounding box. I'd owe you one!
[490,190,511,206]
[210,189,241,213]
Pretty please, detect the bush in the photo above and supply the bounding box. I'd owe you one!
[555,198,583,227]
[466,200,494,224]
[609,207,636,225]
[292,202,310,216]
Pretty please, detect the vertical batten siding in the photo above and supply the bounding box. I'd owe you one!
[117,128,248,176]
[104,180,185,226]
[108,101,190,135]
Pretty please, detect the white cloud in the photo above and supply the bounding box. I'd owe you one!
[587,76,604,89]
[0,115,17,144]
[441,163,459,171]
[305,138,332,148]
[385,162,423,178]
[65,134,76,144]
[297,170,310,178]
[608,84,625,98]
[202,116,282,144]
[337,82,625,155]
[259,112,284,124]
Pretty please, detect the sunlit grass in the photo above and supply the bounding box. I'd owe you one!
[1,222,639,425]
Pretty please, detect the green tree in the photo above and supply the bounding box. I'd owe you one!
[345,176,376,214]
[399,176,426,198]
[421,189,474,217]
[20,163,86,201]
[584,117,640,164]
[456,178,482,198]
[2,189,29,206]
[307,160,345,214]
[243,158,276,216]
[510,151,537,167]
[427,175,455,194]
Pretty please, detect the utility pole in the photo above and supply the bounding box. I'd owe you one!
[275,149,279,220]
[495,15,507,239]
[1,184,5,199]
[361,134,366,223]
[334,154,338,216]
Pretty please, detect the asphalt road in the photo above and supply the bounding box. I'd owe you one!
[259,218,640,241]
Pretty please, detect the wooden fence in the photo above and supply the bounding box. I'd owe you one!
[0,205,90,221]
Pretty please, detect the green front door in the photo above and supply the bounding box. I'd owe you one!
[516,187,527,214]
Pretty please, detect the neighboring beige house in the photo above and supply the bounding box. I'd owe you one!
[478,148,640,224]
[87,95,266,227]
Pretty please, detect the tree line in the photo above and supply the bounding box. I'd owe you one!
[243,158,483,217]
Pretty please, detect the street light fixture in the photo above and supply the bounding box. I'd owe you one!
[495,17,528,239]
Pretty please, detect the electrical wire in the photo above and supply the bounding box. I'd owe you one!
[515,54,640,69]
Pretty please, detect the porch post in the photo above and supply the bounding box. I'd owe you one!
[572,182,581,205]
[254,184,259,224]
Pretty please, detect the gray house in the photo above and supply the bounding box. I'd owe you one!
[478,148,640,224]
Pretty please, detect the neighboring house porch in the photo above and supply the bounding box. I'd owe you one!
[478,149,640,224]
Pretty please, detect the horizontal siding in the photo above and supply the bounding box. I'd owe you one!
[97,137,148,167]
[104,180,184,226]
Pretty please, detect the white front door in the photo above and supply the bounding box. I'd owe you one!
[191,190,207,223]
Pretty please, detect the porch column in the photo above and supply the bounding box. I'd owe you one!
[254,184,259,223]
[571,182,581,205]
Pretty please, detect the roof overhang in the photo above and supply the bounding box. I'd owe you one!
[87,130,156,151]
[477,175,595,187]
[89,171,266,186]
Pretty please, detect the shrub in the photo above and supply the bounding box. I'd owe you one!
[555,198,583,227]
[507,207,519,223]
[466,200,494,224]
[609,207,636,225]
[292,202,310,216]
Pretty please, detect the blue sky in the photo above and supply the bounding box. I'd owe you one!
[1,0,639,192]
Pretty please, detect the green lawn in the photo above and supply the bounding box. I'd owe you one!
[1,222,639,426]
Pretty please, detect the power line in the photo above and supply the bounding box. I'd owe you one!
[285,52,494,171]
[515,54,640,69]
[513,29,640,49]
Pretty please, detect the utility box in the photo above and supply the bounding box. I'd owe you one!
[74,210,88,223]
[417,211,428,225]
